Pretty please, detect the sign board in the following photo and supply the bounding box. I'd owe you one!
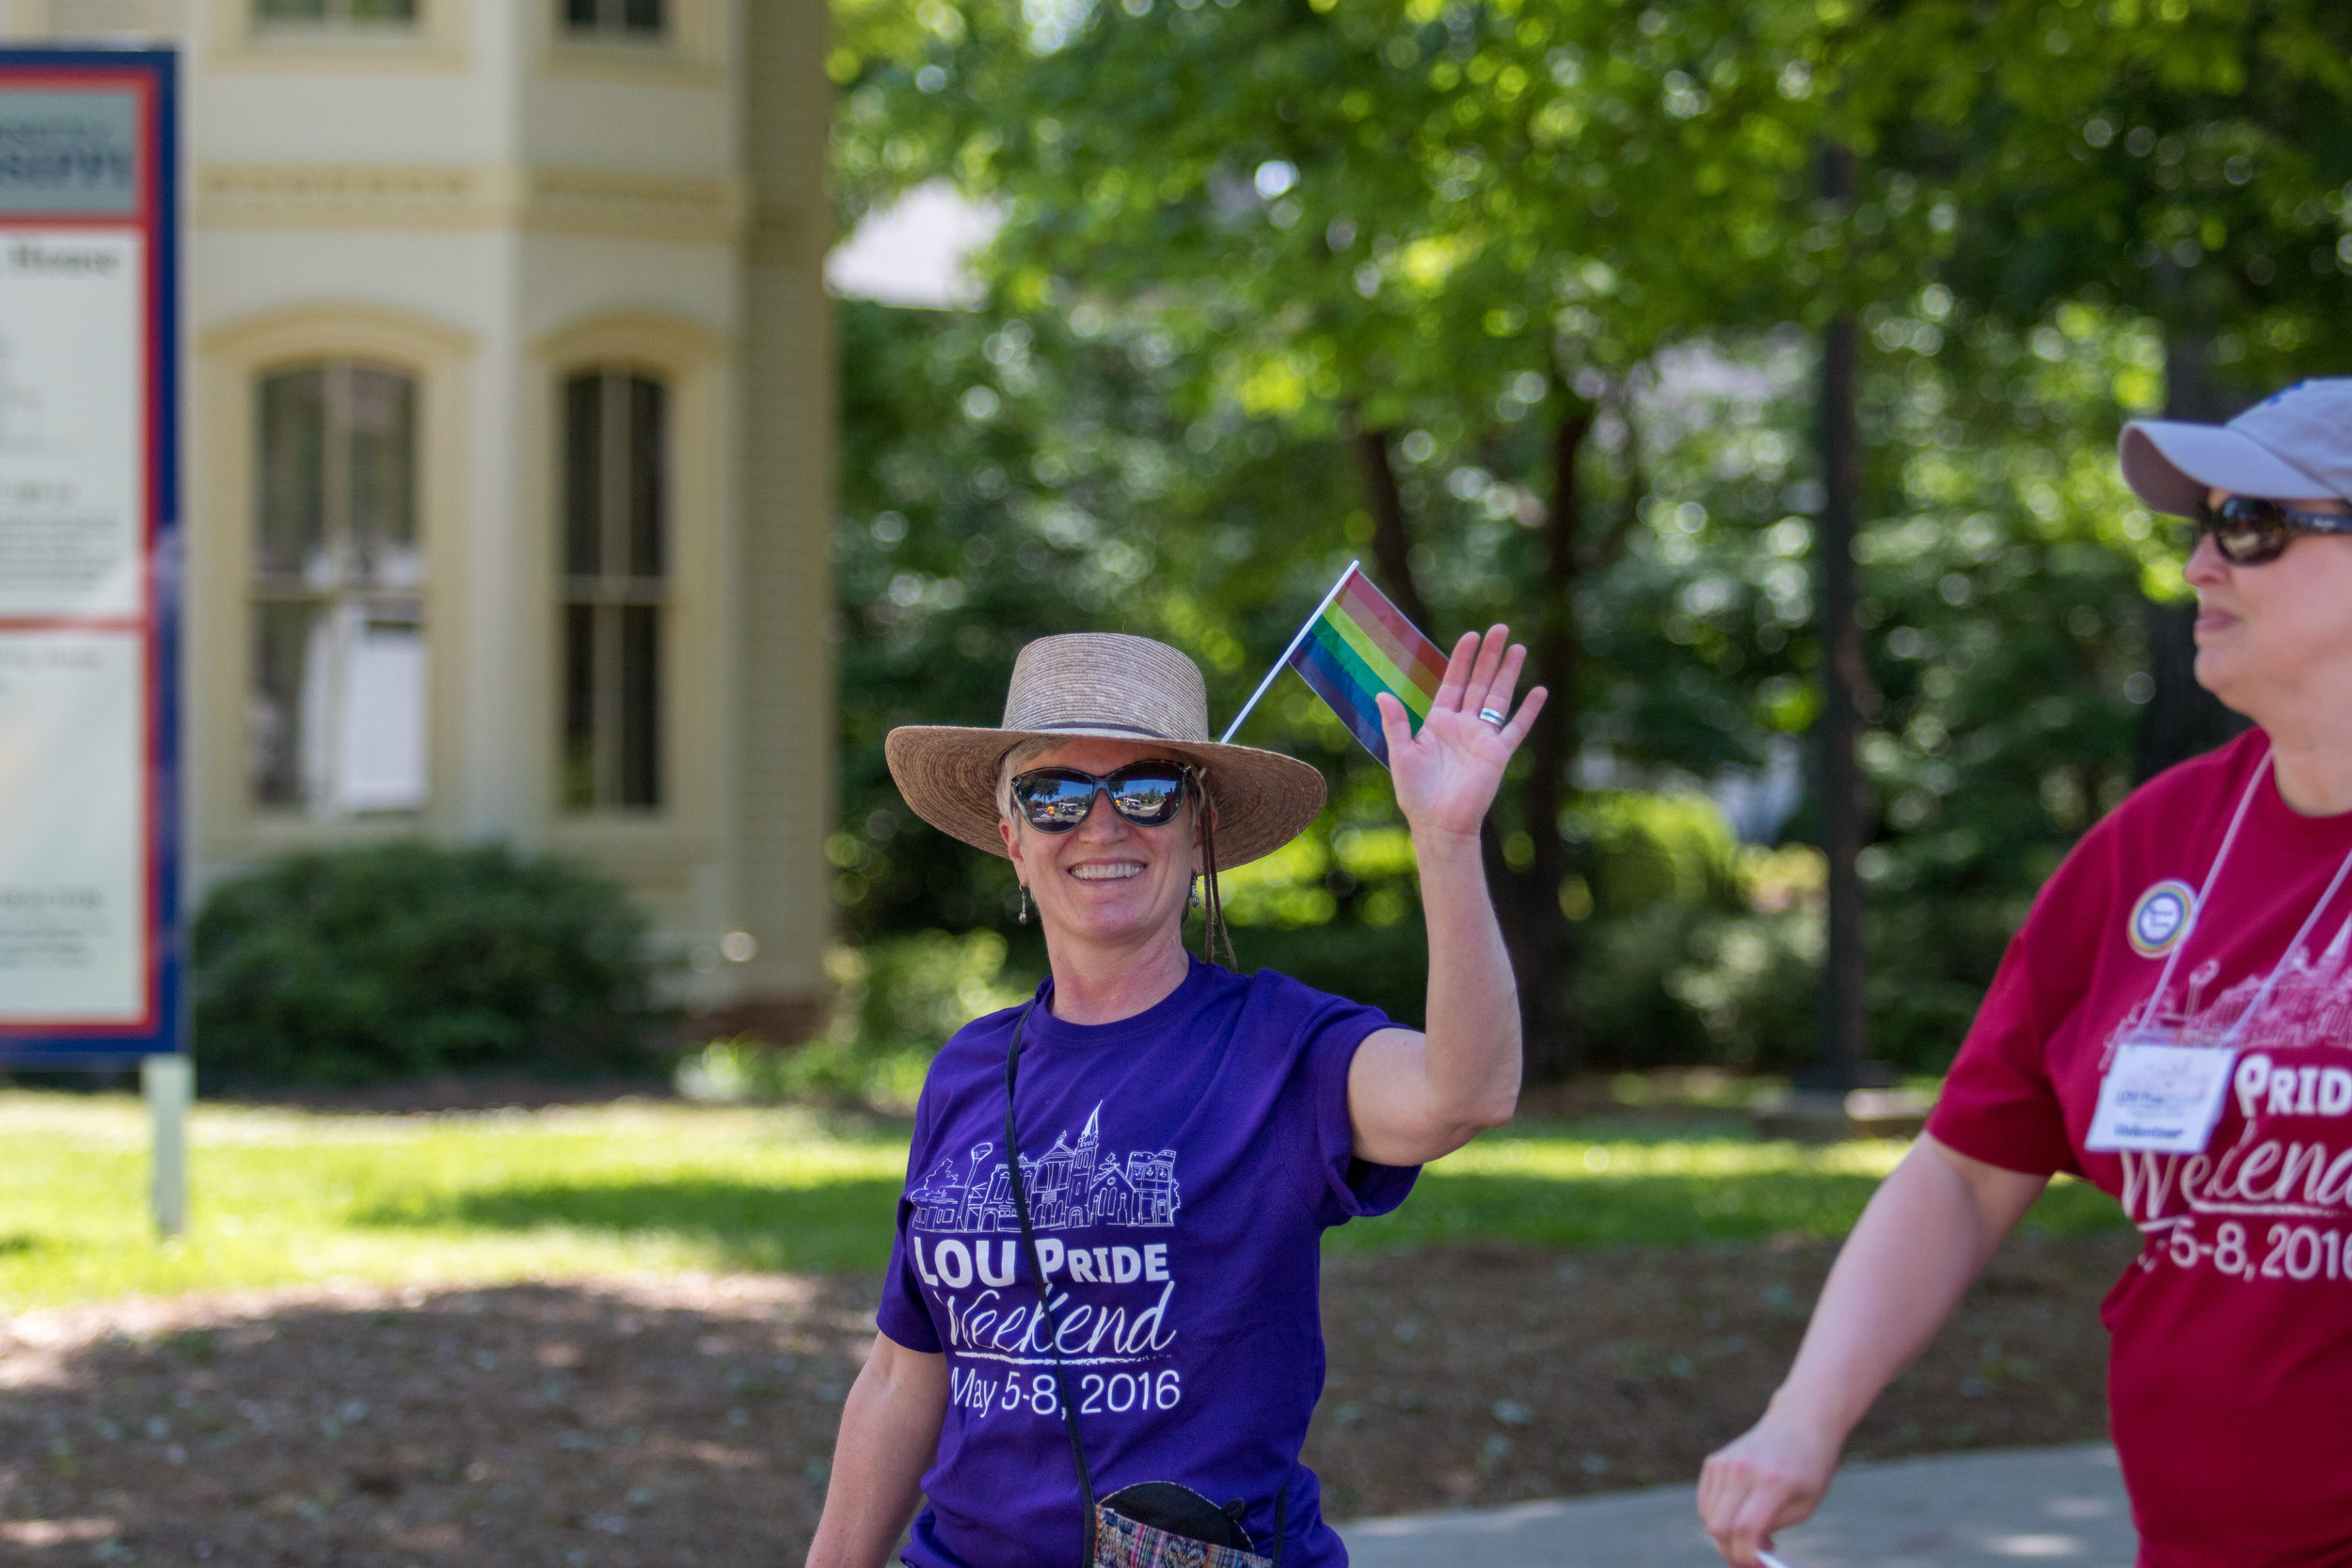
[0,50,181,1066]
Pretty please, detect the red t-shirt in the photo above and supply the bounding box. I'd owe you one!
[1930,728,2352,1568]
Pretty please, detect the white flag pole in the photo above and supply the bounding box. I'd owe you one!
[1219,561,1359,745]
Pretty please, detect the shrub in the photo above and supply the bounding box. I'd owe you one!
[194,841,675,1085]
[677,929,1030,1113]
[828,927,1034,1054]
[1576,790,1746,915]
[1231,920,1430,1029]
[1667,908,1824,1072]
[1575,904,1717,1069]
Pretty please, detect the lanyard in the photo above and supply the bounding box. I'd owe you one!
[2119,748,2352,1056]
[2085,752,2352,1156]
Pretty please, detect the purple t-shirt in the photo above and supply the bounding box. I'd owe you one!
[876,959,1418,1568]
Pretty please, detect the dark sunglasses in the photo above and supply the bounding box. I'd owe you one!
[2194,495,2352,566]
[1010,762,1193,833]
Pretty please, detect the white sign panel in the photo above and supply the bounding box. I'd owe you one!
[337,616,428,813]
[0,631,143,1022]
[0,230,143,619]
[1,55,175,1056]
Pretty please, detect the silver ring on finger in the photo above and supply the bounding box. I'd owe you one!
[1477,706,1507,727]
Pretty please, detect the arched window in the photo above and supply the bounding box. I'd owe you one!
[248,360,425,813]
[561,367,667,811]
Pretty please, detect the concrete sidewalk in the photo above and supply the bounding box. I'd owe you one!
[1338,1444,2133,1567]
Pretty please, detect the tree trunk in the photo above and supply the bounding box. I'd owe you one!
[2137,331,2252,780]
[1809,145,1871,1093]
[1345,416,1585,1082]
[1507,406,1595,1081]
[1348,427,1436,629]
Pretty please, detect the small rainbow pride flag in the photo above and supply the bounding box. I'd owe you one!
[1221,562,1447,768]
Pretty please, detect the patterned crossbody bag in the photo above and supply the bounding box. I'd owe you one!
[1002,1002,1287,1568]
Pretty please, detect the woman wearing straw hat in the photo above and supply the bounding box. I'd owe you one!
[1699,378,2352,1566]
[804,626,1545,1568]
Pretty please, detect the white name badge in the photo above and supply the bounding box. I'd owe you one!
[2084,1041,2237,1154]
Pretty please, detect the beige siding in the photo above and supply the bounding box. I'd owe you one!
[731,0,837,1028]
[4,0,836,1033]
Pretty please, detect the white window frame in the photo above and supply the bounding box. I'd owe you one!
[210,0,465,70]
[559,365,671,814]
[558,0,664,42]
[538,0,714,84]
[253,0,421,32]
[247,358,429,817]
[194,304,473,860]
[535,310,723,849]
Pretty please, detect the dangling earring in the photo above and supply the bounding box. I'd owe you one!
[1017,884,1030,925]
[1189,874,1202,911]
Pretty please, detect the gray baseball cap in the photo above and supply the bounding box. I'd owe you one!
[2119,377,2352,517]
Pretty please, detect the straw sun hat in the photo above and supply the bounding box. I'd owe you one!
[883,633,1327,868]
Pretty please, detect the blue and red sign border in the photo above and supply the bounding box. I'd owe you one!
[0,49,182,1067]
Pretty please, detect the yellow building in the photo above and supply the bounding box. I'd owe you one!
[1,0,838,1037]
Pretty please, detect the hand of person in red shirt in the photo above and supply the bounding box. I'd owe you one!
[1695,1407,1839,1566]
[1694,1136,2050,1566]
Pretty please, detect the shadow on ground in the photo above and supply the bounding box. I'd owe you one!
[1,1229,2138,1562]
[0,1276,882,1567]
[1306,1228,2133,1521]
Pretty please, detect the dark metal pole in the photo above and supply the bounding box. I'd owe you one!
[2137,328,2251,781]
[1813,146,1868,1094]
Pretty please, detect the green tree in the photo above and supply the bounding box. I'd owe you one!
[836,0,1877,1075]
[1834,0,2352,771]
[833,297,1373,944]
[824,0,2349,1077]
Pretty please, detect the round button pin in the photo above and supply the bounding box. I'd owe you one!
[2129,880,2195,958]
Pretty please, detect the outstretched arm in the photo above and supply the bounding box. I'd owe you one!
[805,1332,948,1568]
[1695,1134,2048,1566]
[1348,626,1545,1167]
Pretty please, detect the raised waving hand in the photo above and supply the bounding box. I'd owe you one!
[1377,625,1546,840]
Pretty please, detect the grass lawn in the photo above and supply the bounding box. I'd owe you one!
[0,1092,2126,1311]
[1328,1117,2127,1254]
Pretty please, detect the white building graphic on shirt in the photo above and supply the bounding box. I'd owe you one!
[908,1105,1181,1234]
[2121,912,2352,1054]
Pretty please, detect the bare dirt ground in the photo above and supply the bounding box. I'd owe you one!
[1306,1229,2134,1521]
[0,1230,2137,1566]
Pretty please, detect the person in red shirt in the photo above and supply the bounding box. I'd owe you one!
[1698,378,2352,1568]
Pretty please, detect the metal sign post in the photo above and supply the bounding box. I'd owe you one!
[0,50,185,1235]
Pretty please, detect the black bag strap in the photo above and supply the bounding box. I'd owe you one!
[1003,1002,1098,1566]
[1003,997,1286,1568]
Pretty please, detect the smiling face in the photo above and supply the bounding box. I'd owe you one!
[2189,488,2352,726]
[996,737,1200,957]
